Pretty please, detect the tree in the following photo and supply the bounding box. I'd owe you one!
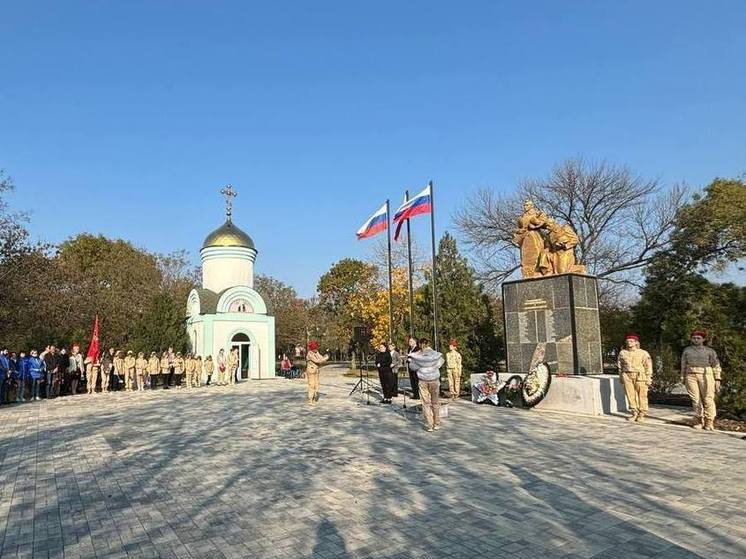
[55,234,163,347]
[418,233,501,373]
[455,158,687,288]
[666,178,746,272]
[254,274,309,354]
[347,268,410,346]
[317,258,379,332]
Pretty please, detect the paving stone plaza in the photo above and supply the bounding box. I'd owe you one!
[0,366,744,559]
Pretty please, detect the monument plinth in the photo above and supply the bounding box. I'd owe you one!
[502,273,602,375]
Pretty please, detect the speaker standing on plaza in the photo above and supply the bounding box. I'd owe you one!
[375,343,396,404]
[305,341,329,405]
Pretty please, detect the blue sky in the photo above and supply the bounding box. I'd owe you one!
[1,1,744,296]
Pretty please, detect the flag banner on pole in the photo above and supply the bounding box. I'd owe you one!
[86,314,100,363]
[356,202,389,240]
[393,184,432,241]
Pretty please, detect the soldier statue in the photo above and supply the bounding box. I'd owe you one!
[512,200,586,278]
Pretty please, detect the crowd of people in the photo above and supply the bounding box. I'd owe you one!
[0,344,244,405]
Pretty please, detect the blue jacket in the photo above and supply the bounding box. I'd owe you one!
[27,356,45,380]
[12,358,27,381]
[0,354,9,381]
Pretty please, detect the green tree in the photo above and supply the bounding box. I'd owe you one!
[418,233,500,373]
[668,178,746,271]
[317,258,379,338]
[254,274,309,355]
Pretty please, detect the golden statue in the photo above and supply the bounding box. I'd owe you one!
[512,201,586,278]
[512,200,550,278]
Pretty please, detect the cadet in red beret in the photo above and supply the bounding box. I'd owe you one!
[305,341,329,405]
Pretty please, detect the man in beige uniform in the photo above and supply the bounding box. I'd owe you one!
[681,330,722,431]
[113,350,125,391]
[135,352,148,392]
[617,333,653,423]
[305,341,329,405]
[184,353,195,388]
[147,352,160,390]
[85,356,99,395]
[227,348,239,386]
[446,339,463,399]
[124,350,136,391]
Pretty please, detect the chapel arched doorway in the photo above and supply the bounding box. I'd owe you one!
[231,332,251,381]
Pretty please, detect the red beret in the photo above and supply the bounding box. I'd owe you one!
[625,333,639,341]
[691,330,706,338]
[308,341,319,351]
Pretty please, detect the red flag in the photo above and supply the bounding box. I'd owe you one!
[86,315,100,363]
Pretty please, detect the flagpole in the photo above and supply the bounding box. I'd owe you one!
[386,199,394,344]
[405,190,415,338]
[428,181,439,351]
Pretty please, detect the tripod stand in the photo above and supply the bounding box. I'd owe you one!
[348,351,372,405]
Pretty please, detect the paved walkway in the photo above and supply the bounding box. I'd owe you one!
[0,366,744,559]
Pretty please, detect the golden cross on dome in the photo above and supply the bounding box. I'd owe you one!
[220,184,238,220]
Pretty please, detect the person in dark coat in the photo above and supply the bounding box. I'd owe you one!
[58,348,71,396]
[375,343,396,404]
[43,345,59,399]
[406,337,420,400]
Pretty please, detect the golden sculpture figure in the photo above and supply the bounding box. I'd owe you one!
[511,200,550,278]
[512,201,586,278]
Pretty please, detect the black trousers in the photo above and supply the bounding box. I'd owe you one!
[408,369,420,399]
[164,367,174,388]
[378,367,397,399]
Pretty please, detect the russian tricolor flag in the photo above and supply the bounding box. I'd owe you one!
[356,202,389,240]
[393,185,432,240]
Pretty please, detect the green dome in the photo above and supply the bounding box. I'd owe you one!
[202,219,255,250]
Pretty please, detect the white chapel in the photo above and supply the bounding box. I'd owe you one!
[186,186,276,380]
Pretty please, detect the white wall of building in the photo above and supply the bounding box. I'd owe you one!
[201,246,256,292]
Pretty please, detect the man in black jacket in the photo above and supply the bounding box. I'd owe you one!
[406,337,420,400]
[43,345,59,399]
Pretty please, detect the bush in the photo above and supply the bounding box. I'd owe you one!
[649,346,680,396]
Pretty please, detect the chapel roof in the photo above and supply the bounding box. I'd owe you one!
[201,218,255,250]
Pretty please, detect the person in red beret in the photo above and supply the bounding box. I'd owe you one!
[617,333,653,423]
[446,339,463,399]
[305,341,329,405]
[681,330,722,431]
